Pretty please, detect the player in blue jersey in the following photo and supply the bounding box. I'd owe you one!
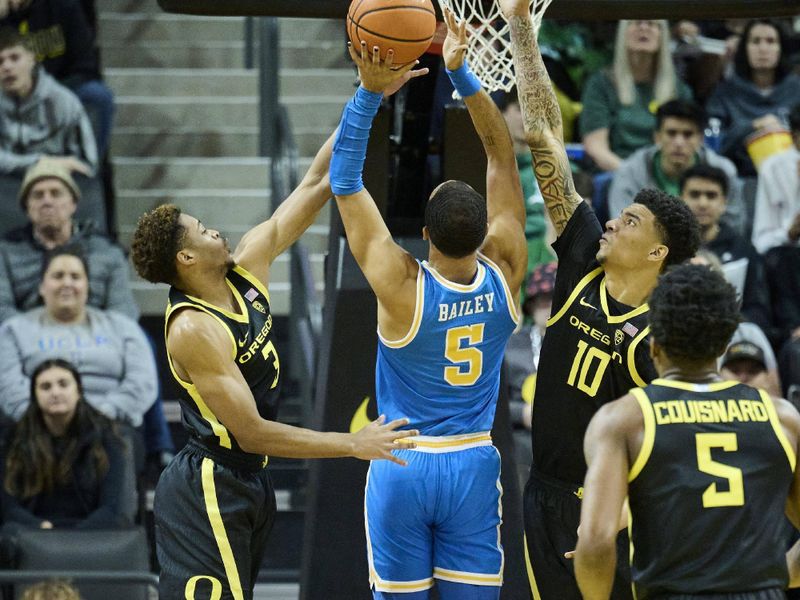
[329,11,528,600]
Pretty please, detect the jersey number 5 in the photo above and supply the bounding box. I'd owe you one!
[444,324,484,386]
[696,432,745,508]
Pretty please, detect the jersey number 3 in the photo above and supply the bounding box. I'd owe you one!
[444,324,484,386]
[696,432,745,508]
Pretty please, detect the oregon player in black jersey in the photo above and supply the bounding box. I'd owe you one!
[129,66,426,600]
[575,264,800,600]
[499,0,702,598]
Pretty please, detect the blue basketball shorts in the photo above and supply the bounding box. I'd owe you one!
[364,433,503,594]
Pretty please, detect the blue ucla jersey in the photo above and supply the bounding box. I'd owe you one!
[375,254,519,436]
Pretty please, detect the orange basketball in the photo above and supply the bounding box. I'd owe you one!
[347,0,437,66]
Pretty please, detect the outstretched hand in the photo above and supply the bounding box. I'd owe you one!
[498,0,531,18]
[348,41,420,94]
[442,8,468,71]
[384,64,429,98]
[350,415,418,466]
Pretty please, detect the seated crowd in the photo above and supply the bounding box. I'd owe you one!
[0,1,796,591]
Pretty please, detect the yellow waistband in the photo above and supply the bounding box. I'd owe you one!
[404,431,493,453]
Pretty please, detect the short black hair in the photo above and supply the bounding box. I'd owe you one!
[425,181,487,258]
[734,19,791,83]
[634,188,701,270]
[679,163,729,197]
[655,99,706,133]
[789,102,800,135]
[649,264,740,366]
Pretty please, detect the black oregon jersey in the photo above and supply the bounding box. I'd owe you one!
[532,202,657,484]
[164,265,281,456]
[628,380,795,599]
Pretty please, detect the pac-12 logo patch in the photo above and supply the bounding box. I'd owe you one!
[252,300,267,314]
[614,329,624,346]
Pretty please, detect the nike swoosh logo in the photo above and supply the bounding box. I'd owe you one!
[579,297,597,310]
[238,335,249,347]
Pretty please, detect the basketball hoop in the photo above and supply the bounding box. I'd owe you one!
[436,0,554,94]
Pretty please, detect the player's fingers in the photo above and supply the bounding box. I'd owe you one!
[385,49,395,69]
[390,429,419,440]
[394,439,417,450]
[394,59,418,78]
[564,550,576,560]
[373,414,387,426]
[347,42,361,65]
[372,44,381,64]
[445,8,456,31]
[383,417,410,430]
[459,20,467,41]
[408,67,430,79]
[360,40,368,62]
[386,453,408,467]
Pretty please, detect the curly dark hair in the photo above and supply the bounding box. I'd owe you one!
[649,264,740,366]
[633,188,700,271]
[4,359,113,500]
[425,181,487,258]
[130,204,186,285]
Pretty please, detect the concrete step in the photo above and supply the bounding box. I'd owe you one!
[98,15,343,45]
[104,68,355,98]
[111,127,330,158]
[115,188,332,230]
[111,157,303,190]
[115,95,349,129]
[102,40,347,69]
[99,0,160,14]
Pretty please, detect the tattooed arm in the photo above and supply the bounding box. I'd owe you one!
[500,1,583,236]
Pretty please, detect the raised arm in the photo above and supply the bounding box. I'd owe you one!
[331,45,423,336]
[235,67,428,288]
[442,10,527,294]
[500,0,583,235]
[167,309,417,463]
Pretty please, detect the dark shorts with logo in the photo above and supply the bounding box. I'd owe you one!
[155,440,275,600]
[523,467,632,600]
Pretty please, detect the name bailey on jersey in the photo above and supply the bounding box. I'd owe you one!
[438,292,495,322]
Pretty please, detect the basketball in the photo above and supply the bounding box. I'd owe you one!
[347,0,437,66]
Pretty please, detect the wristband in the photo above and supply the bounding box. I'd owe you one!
[445,62,482,98]
[330,86,383,196]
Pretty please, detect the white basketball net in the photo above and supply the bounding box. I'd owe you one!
[436,0,554,93]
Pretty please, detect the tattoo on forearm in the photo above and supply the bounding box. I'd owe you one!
[507,15,582,233]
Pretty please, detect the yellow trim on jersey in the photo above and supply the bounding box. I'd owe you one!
[478,252,521,324]
[187,386,233,449]
[201,458,244,600]
[378,262,425,349]
[164,301,235,449]
[232,264,271,304]
[546,267,604,327]
[650,378,740,393]
[599,279,649,324]
[433,567,502,586]
[180,278,249,324]
[629,388,656,482]
[627,326,650,388]
[761,389,797,471]
[423,260,486,292]
[523,534,542,600]
[407,432,492,451]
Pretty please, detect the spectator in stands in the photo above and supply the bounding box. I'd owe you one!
[0,246,157,426]
[680,164,772,339]
[706,19,800,176]
[0,27,96,176]
[0,0,113,158]
[608,100,741,223]
[691,249,782,398]
[21,579,81,600]
[505,262,556,483]
[580,20,691,172]
[0,159,136,322]
[1,358,131,530]
[500,90,555,275]
[720,340,782,399]
[752,101,800,254]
